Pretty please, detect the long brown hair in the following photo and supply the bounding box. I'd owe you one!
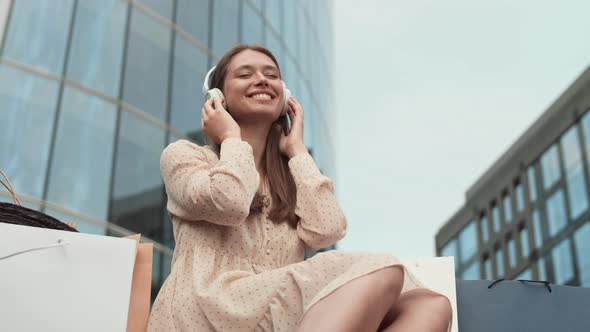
[207,44,299,228]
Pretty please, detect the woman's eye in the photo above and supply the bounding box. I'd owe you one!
[266,74,279,79]
[238,73,252,78]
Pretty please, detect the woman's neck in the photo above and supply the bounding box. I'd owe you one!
[239,122,271,176]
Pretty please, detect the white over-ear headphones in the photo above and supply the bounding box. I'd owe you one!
[202,66,291,115]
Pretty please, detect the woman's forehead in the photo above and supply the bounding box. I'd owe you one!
[229,50,277,71]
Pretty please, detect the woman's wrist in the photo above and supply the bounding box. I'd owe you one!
[287,144,309,159]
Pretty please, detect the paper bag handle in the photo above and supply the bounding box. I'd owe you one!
[0,169,21,206]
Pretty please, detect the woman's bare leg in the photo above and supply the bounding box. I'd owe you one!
[379,288,452,332]
[296,266,405,332]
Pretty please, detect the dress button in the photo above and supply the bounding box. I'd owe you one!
[266,224,271,230]
[265,248,271,255]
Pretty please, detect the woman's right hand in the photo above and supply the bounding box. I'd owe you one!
[201,98,241,144]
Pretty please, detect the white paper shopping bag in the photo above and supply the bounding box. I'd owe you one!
[0,223,137,332]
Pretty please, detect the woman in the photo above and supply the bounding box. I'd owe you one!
[148,44,452,332]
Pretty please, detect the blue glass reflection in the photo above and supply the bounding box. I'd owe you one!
[527,165,538,203]
[459,221,477,263]
[546,190,568,237]
[491,203,501,233]
[503,193,512,223]
[532,209,544,248]
[515,182,524,211]
[484,257,492,279]
[552,239,573,284]
[123,8,171,121]
[540,144,561,190]
[520,227,529,258]
[46,87,116,220]
[212,0,239,57]
[171,37,207,135]
[242,2,264,45]
[176,0,210,44]
[574,223,590,286]
[462,262,480,280]
[66,0,127,97]
[507,237,517,267]
[3,0,74,74]
[480,215,489,243]
[495,248,504,277]
[561,126,588,219]
[0,65,59,198]
[265,0,282,33]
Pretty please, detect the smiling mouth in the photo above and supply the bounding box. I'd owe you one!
[248,93,274,101]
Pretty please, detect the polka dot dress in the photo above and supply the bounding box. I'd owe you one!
[147,138,440,332]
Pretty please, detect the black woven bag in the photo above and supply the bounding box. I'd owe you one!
[0,169,77,232]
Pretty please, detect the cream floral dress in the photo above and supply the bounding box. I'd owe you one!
[147,138,448,332]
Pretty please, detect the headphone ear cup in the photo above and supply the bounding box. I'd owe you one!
[206,88,227,109]
[282,81,291,115]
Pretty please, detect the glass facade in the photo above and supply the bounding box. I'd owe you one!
[0,0,335,299]
[438,68,590,285]
[574,223,590,286]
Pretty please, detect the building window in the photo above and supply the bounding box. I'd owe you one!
[519,225,530,259]
[503,191,513,223]
[515,181,525,212]
[561,126,589,219]
[491,202,501,233]
[495,246,504,278]
[527,165,538,203]
[537,257,547,281]
[242,1,264,45]
[66,0,127,97]
[462,262,480,280]
[441,238,459,272]
[507,236,517,268]
[2,0,74,74]
[0,65,60,199]
[540,144,561,191]
[483,255,492,279]
[211,0,239,57]
[480,213,489,243]
[123,7,172,122]
[574,223,590,287]
[516,268,532,280]
[580,112,590,171]
[552,239,574,285]
[459,221,477,264]
[46,87,117,221]
[546,190,568,237]
[532,209,544,248]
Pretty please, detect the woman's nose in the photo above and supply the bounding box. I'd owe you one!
[254,72,269,86]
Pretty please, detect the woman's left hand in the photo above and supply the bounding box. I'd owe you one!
[279,96,309,159]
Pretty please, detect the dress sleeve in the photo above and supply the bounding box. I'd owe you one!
[160,138,260,226]
[288,153,347,250]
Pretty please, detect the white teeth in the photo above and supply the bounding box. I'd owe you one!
[250,93,271,100]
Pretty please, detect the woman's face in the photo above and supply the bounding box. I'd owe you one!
[223,49,283,121]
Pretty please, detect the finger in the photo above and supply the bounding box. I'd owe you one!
[213,98,224,111]
[204,99,212,111]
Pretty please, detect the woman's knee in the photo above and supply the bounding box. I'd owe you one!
[370,265,405,296]
[408,289,452,326]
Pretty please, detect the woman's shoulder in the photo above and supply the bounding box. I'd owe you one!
[162,139,219,163]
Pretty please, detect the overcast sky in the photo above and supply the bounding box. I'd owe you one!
[332,0,590,258]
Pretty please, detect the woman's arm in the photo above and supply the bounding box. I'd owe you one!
[289,153,348,250]
[160,138,259,226]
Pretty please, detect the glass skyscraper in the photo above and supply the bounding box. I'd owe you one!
[436,66,590,287]
[0,0,334,299]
